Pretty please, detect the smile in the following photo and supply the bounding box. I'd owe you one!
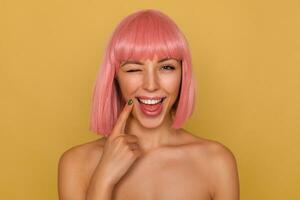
[136,97,166,105]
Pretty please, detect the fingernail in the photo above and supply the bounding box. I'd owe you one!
[127,99,133,105]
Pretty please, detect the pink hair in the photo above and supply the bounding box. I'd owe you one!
[89,9,197,137]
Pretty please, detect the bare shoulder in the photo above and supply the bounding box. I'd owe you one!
[58,137,107,199]
[181,129,239,200]
[179,129,237,163]
[198,137,237,162]
[59,137,107,161]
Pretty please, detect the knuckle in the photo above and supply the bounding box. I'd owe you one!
[122,139,128,145]
[125,145,132,152]
[132,150,141,158]
[118,134,125,139]
[114,135,125,143]
[127,144,134,150]
[129,143,139,151]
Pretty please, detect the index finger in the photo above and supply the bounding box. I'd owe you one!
[109,98,134,139]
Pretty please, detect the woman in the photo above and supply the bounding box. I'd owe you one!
[58,9,239,200]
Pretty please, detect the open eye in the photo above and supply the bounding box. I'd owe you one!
[161,65,175,70]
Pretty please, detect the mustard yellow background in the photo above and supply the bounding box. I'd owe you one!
[1,0,299,199]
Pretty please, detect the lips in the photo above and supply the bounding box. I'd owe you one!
[137,97,165,116]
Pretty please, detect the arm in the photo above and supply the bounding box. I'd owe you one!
[58,148,86,200]
[210,143,240,200]
[85,164,114,200]
[58,147,114,200]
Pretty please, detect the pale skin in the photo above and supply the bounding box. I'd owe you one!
[58,55,240,200]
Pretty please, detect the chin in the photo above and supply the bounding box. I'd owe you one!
[132,105,171,129]
[137,117,165,129]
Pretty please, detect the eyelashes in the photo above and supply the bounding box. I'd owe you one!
[126,65,175,73]
[161,65,175,70]
[126,70,140,73]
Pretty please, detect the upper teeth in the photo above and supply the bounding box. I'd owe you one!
[139,98,162,105]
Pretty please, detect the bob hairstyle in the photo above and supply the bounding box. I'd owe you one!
[89,9,197,137]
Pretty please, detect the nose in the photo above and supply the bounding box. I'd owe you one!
[143,69,160,92]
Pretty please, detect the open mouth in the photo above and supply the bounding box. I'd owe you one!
[136,97,166,105]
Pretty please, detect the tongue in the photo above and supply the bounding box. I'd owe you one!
[139,102,163,116]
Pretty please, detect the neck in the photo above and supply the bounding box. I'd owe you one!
[125,113,180,153]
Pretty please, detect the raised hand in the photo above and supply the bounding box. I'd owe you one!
[96,98,142,187]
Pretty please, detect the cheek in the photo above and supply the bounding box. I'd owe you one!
[118,76,142,96]
[160,74,181,95]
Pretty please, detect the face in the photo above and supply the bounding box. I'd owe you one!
[115,55,182,128]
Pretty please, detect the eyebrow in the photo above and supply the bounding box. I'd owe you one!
[120,58,177,67]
